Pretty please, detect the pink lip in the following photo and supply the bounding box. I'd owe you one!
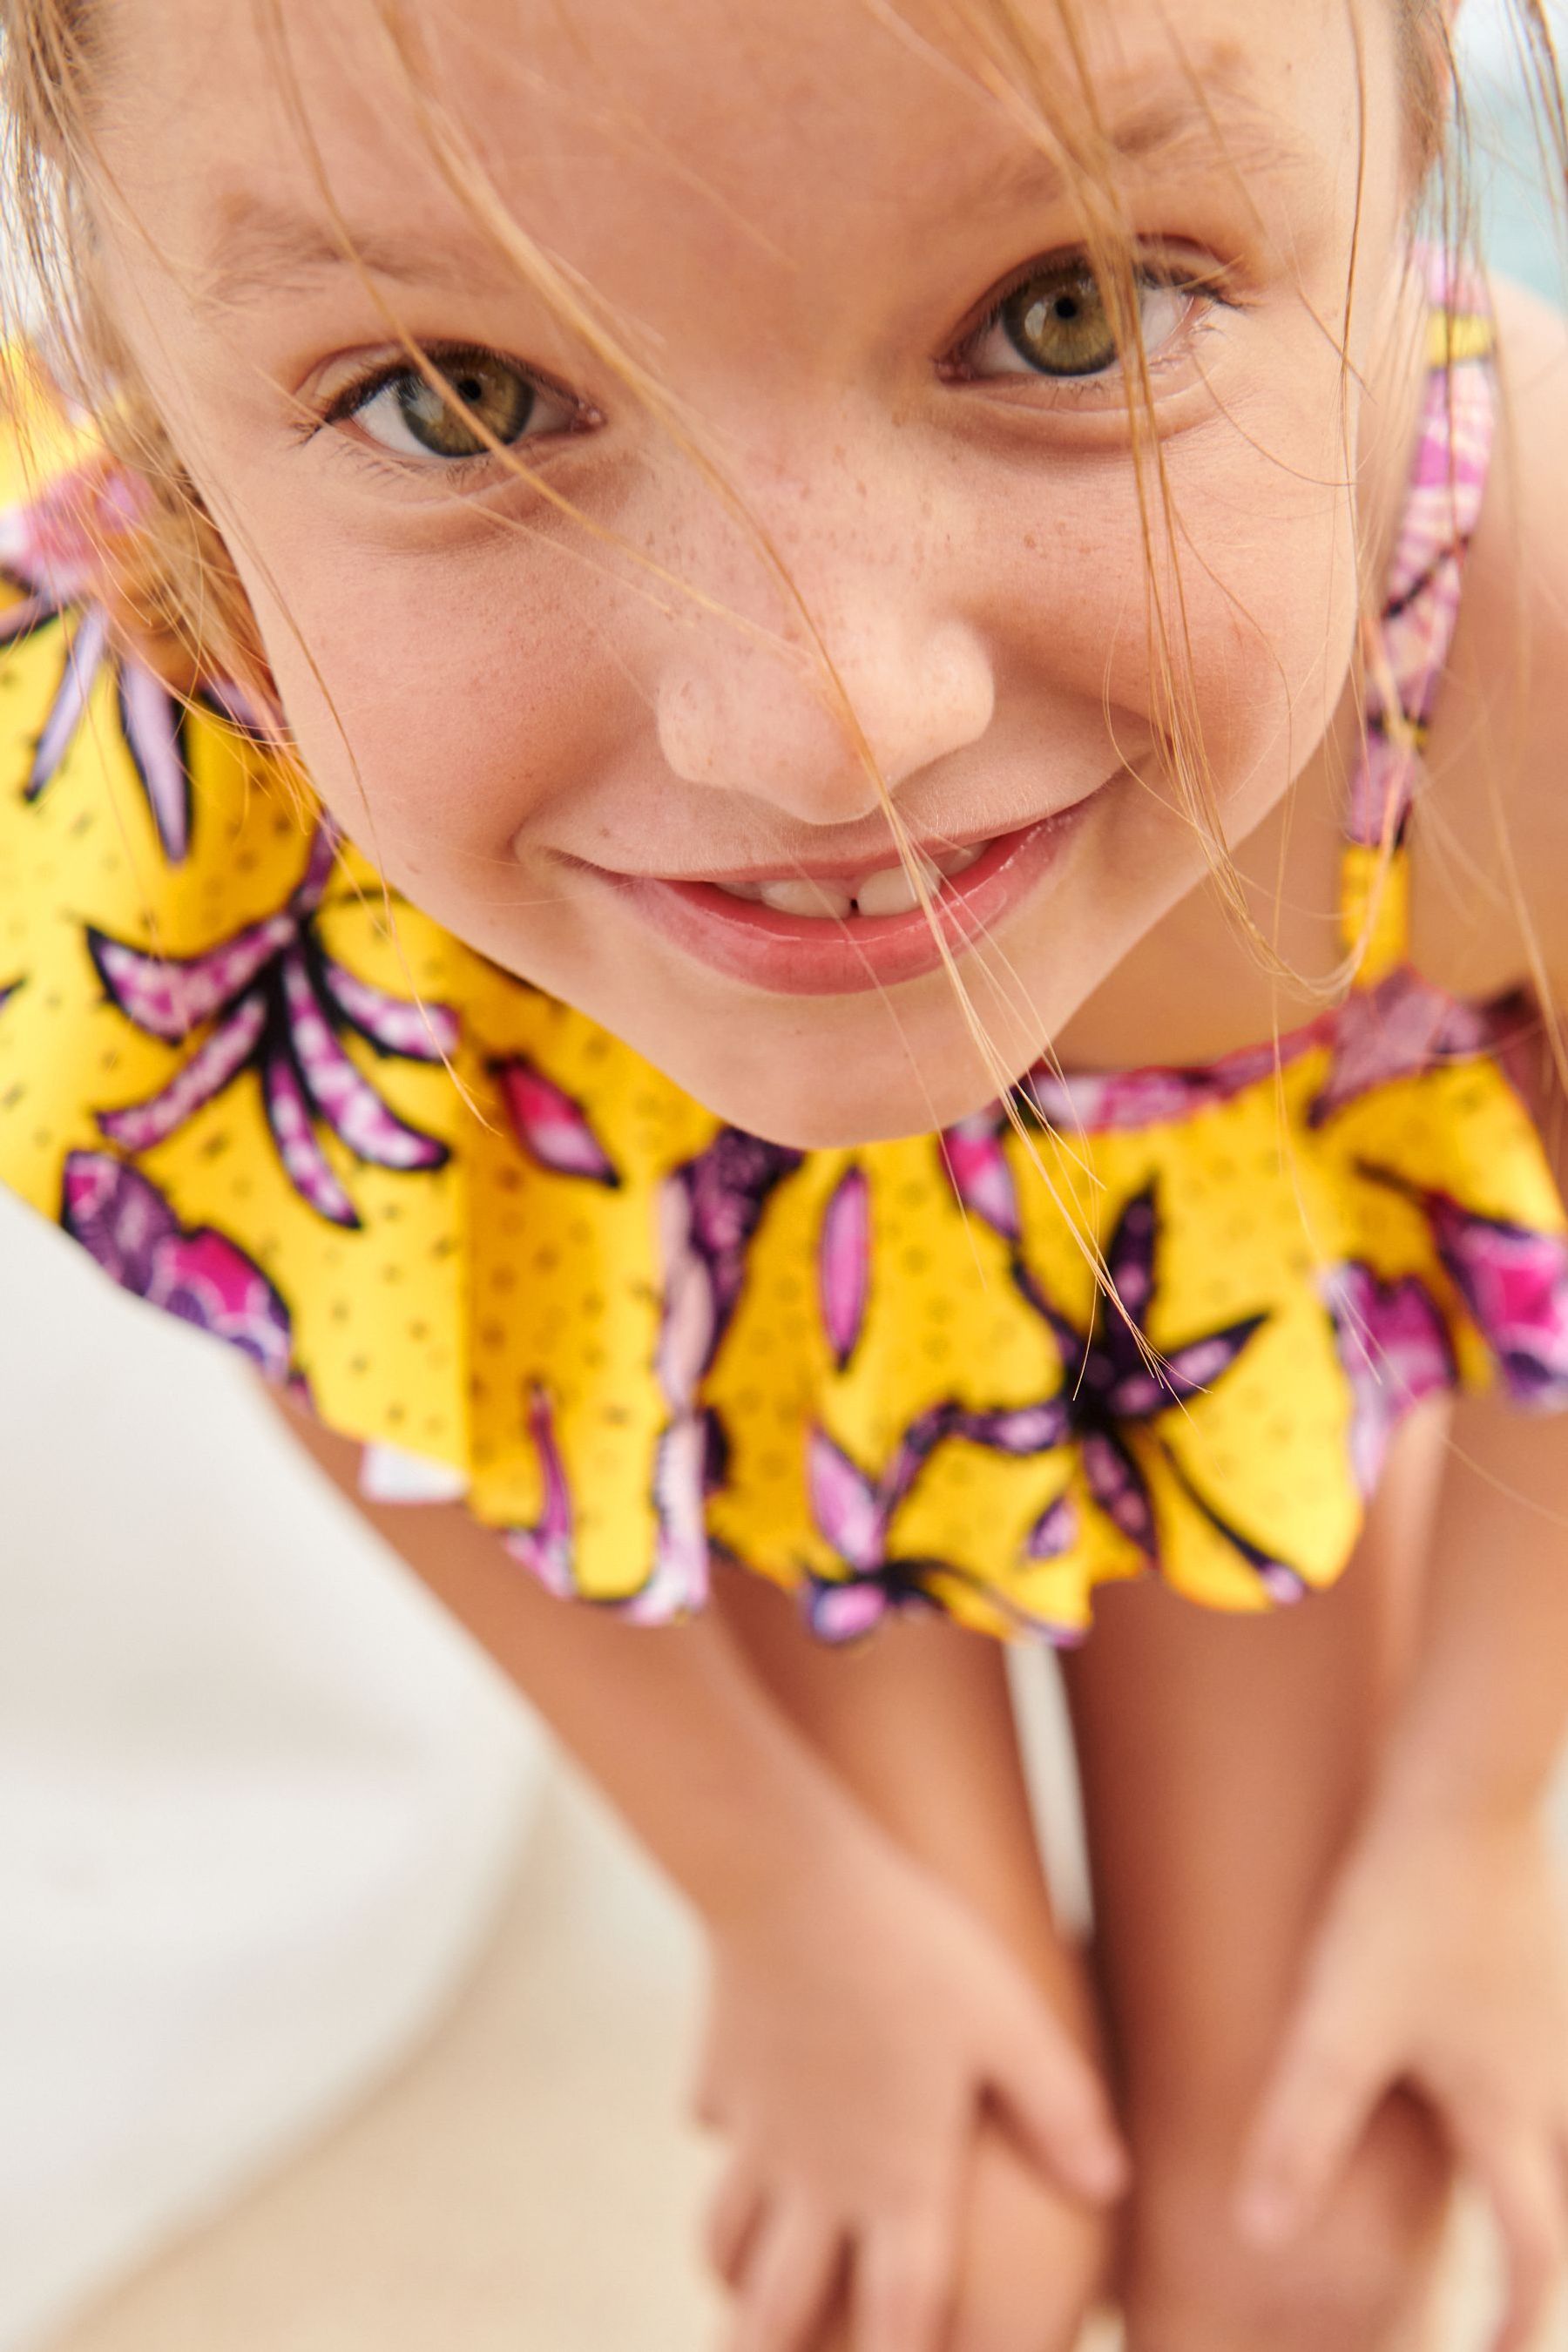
[577,800,1096,997]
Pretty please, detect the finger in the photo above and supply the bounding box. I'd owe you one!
[851,2200,960,2352]
[1467,2128,1566,2352]
[985,1999,1129,2207]
[705,2157,767,2292]
[1235,2011,1385,2250]
[724,2198,843,2352]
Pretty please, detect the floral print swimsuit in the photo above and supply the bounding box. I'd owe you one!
[2,261,1566,1649]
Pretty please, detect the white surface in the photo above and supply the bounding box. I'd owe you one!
[0,1193,544,2352]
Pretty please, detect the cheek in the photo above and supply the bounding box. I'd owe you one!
[233,530,623,868]
[1103,435,1358,808]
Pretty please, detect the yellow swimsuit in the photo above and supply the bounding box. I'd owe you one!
[3,273,1565,1647]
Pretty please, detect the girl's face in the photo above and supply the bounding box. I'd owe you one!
[98,0,1411,1143]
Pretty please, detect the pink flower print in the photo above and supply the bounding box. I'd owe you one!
[1322,1261,1455,1497]
[0,458,147,603]
[503,1387,576,1598]
[493,1057,619,1186]
[940,1113,1021,1240]
[91,821,458,1228]
[819,1164,871,1371]
[1358,1162,1568,1410]
[1310,970,1490,1125]
[60,1150,294,1382]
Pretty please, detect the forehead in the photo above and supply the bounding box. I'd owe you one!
[99,0,1367,308]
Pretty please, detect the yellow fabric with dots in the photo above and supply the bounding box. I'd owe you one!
[3,360,1566,1648]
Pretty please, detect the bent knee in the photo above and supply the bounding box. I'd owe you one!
[1123,2091,1451,2352]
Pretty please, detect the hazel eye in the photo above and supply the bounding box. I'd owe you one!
[963,260,1197,382]
[342,347,578,463]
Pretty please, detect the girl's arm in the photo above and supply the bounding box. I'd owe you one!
[704,1561,1112,2350]
[265,1386,1126,2352]
[1239,1055,1568,2352]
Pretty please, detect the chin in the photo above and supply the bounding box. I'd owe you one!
[659,1032,1032,1149]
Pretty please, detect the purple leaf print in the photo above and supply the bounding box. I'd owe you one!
[503,1387,575,1598]
[1081,1429,1159,1557]
[956,1400,1071,1455]
[940,1113,1021,1240]
[676,1128,805,1337]
[322,958,459,1061]
[808,1429,885,1575]
[1107,1315,1268,1419]
[280,947,446,1170]
[1026,1492,1078,1560]
[1006,1179,1292,1593]
[820,1165,871,1371]
[3,461,205,860]
[61,1151,293,1382]
[1358,1162,1568,1409]
[1322,1262,1455,1497]
[26,604,111,800]
[646,1136,797,1625]
[118,660,193,862]
[493,1056,619,1186]
[89,823,456,1224]
[98,988,269,1152]
[91,915,296,1041]
[880,1399,962,1507]
[262,1042,361,1228]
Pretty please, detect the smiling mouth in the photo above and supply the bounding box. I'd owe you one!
[566,796,1101,999]
[700,838,985,920]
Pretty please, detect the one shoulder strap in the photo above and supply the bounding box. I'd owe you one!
[1346,246,1498,862]
[1338,247,1498,981]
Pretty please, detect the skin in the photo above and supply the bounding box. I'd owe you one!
[92,0,1449,1149]
[75,0,1568,2345]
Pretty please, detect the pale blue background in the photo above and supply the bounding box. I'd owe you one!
[1464,0,1567,300]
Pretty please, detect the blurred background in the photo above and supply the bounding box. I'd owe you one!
[2,5,1565,2348]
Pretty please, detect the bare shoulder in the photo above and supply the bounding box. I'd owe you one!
[1413,274,1568,1006]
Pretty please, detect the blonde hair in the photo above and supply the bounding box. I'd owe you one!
[2,0,1565,1079]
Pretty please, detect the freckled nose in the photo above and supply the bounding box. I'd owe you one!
[654,608,996,822]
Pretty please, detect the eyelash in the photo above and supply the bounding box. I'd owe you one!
[943,249,1237,392]
[307,347,593,483]
[307,245,1238,484]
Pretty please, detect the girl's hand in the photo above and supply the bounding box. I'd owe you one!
[693,1816,1127,2352]
[1238,1803,1568,2352]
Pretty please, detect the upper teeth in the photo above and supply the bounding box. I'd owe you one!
[720,841,985,919]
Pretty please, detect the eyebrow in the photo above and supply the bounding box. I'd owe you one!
[199,57,1317,312]
[197,206,524,311]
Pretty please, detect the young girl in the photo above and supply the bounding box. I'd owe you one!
[3,0,1568,2345]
